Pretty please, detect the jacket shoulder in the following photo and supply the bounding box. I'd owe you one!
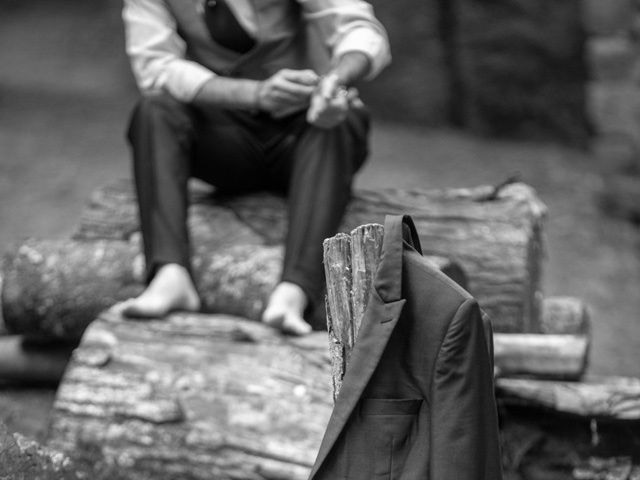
[401,248,489,349]
[403,248,472,306]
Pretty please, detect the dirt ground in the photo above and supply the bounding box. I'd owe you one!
[1,0,639,443]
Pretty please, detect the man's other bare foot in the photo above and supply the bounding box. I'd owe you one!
[119,264,201,318]
[262,281,312,336]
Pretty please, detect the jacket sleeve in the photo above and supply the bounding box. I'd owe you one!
[429,298,503,480]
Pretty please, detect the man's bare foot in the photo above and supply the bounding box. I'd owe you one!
[262,281,312,335]
[119,263,201,318]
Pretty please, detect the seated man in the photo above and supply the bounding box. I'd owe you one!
[120,0,390,335]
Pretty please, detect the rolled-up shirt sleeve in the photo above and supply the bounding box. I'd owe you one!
[299,0,391,79]
[123,0,215,102]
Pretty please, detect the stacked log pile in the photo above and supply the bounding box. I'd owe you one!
[2,180,639,479]
[10,310,640,480]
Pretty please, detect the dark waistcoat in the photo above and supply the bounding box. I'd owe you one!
[164,0,324,80]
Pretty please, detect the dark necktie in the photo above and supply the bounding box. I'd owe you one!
[203,0,256,54]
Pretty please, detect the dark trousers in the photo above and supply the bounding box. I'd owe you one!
[126,93,369,306]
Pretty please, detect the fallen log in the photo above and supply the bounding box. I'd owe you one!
[0,317,589,388]
[1,239,143,341]
[539,296,590,335]
[73,179,547,333]
[46,311,333,480]
[493,333,589,380]
[496,376,640,419]
[75,179,264,247]
[1,239,284,341]
[1,236,461,341]
[1,236,585,380]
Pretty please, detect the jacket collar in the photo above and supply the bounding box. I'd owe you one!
[308,216,409,479]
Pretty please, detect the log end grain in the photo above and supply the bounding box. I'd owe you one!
[494,333,590,380]
[540,296,591,335]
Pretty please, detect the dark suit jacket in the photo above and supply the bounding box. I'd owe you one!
[309,215,503,480]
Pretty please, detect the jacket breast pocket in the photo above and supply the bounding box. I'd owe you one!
[345,398,422,480]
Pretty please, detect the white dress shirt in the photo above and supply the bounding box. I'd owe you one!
[122,0,391,102]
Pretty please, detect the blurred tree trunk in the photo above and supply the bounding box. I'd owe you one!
[453,0,590,144]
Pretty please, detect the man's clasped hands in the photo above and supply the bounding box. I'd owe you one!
[256,69,358,128]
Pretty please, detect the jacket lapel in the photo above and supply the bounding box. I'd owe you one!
[309,215,410,480]
[308,293,405,479]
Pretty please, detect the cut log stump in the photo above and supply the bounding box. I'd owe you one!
[74,179,547,333]
[46,311,333,480]
[539,296,590,335]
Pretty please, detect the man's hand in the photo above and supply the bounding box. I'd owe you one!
[306,73,352,129]
[256,69,319,118]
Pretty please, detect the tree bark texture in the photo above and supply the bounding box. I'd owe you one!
[1,238,455,343]
[2,238,283,341]
[496,376,640,419]
[72,179,547,333]
[2,239,143,341]
[46,311,333,480]
[323,225,383,400]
